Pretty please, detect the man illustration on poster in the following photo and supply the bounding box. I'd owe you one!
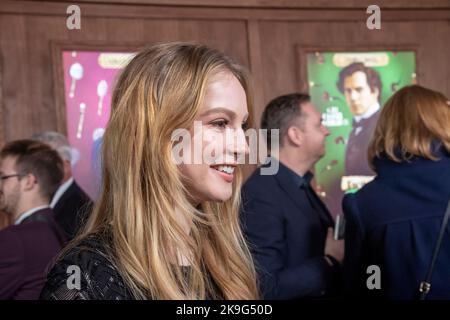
[337,62,382,177]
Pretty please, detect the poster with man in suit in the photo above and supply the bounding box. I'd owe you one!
[306,51,416,215]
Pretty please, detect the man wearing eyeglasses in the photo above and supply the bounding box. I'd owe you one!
[0,139,66,299]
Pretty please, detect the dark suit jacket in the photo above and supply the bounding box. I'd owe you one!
[53,180,93,241]
[345,111,380,176]
[241,159,340,299]
[343,146,450,299]
[0,208,65,300]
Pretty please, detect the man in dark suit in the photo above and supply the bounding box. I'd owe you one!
[337,62,382,176]
[32,132,93,240]
[0,139,66,299]
[242,93,343,299]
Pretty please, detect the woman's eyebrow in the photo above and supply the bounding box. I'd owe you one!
[199,107,249,121]
[199,107,236,119]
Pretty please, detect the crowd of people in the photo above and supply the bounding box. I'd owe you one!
[0,42,449,300]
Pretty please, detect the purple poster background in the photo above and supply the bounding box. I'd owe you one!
[62,51,134,200]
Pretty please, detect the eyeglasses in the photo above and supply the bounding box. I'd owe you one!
[0,173,24,183]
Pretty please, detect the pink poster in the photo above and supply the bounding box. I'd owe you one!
[62,51,135,200]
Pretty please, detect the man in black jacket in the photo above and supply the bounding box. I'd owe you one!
[241,94,343,299]
[32,131,92,240]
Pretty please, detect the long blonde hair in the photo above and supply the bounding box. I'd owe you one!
[368,85,450,169]
[79,43,259,299]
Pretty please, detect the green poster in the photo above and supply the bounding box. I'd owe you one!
[307,51,416,215]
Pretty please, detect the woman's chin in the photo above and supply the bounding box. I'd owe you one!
[207,188,233,203]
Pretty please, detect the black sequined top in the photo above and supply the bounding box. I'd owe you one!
[40,233,223,300]
[40,235,135,300]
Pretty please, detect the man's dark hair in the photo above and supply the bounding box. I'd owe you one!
[261,93,310,148]
[337,62,382,99]
[0,139,64,201]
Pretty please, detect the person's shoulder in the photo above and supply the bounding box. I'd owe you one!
[344,173,384,204]
[342,188,372,221]
[0,220,51,245]
[343,178,394,230]
[73,180,92,198]
[59,233,111,264]
[56,181,93,219]
[243,164,278,191]
[342,191,358,209]
[40,233,133,300]
[67,180,93,204]
[0,225,24,257]
[0,224,21,239]
[43,233,114,280]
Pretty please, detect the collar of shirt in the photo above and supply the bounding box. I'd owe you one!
[290,170,314,189]
[277,159,313,188]
[50,177,74,208]
[353,101,380,123]
[14,205,51,225]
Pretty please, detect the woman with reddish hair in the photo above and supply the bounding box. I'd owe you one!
[343,85,450,299]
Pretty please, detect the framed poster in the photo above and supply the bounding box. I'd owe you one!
[52,43,140,200]
[300,49,417,215]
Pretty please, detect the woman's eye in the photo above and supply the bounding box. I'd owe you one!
[211,119,229,128]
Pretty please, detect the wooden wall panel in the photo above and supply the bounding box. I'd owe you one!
[0,10,249,142]
[67,0,450,10]
[0,13,70,141]
[0,0,448,151]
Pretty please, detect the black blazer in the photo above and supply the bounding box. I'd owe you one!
[53,180,93,241]
[241,159,340,299]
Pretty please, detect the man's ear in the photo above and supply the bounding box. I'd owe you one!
[21,173,37,192]
[286,125,303,147]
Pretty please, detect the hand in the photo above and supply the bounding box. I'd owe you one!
[324,227,344,264]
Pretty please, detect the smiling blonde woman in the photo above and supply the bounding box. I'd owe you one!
[40,43,259,300]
